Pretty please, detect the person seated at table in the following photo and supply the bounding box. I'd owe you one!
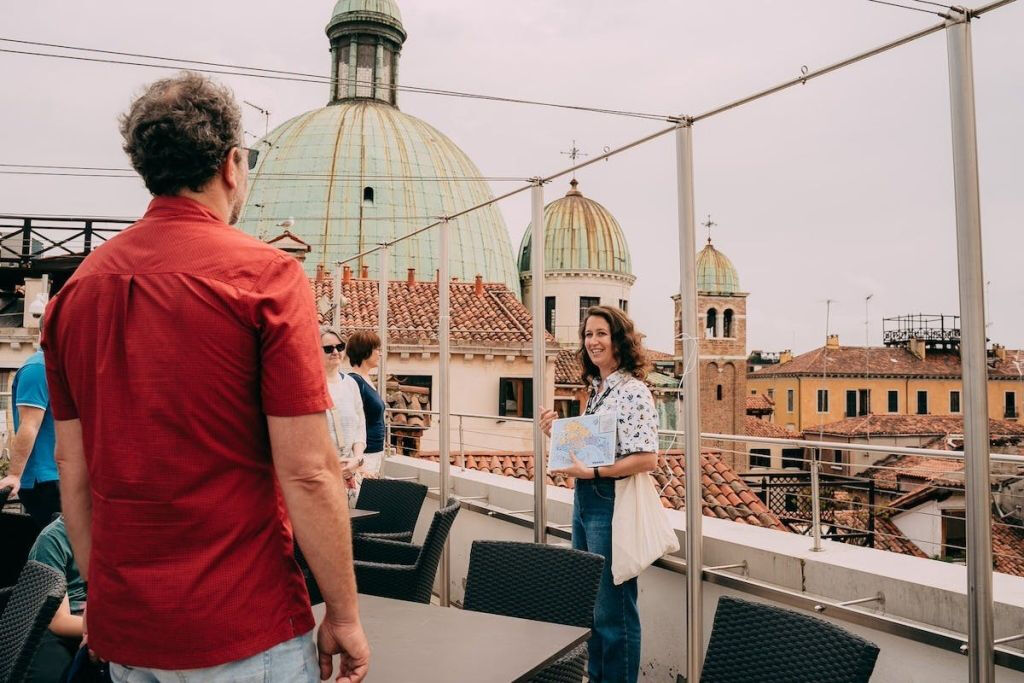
[24,515,89,682]
[322,328,365,500]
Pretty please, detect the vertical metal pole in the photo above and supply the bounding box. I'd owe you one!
[946,10,993,681]
[377,245,389,396]
[810,451,823,551]
[458,415,466,469]
[530,180,548,544]
[333,265,342,332]
[675,121,704,681]
[437,218,452,606]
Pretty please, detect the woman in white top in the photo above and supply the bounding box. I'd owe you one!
[321,329,365,487]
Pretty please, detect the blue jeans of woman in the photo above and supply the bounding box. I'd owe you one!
[572,478,641,683]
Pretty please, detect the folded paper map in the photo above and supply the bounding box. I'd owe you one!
[549,412,617,471]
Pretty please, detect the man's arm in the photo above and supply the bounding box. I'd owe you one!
[0,406,44,496]
[268,413,369,683]
[54,419,91,578]
[48,595,84,639]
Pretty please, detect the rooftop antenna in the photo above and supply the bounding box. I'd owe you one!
[702,214,717,245]
[243,100,271,137]
[560,139,588,180]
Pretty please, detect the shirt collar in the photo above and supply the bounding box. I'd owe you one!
[143,195,226,224]
[591,369,627,392]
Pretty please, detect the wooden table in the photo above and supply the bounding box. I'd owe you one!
[313,594,590,682]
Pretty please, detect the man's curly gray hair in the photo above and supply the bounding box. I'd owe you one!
[119,71,243,197]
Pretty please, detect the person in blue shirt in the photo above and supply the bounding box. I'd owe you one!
[345,331,387,476]
[0,346,60,528]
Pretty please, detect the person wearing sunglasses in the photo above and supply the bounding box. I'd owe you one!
[321,329,366,496]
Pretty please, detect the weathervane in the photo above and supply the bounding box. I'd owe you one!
[560,139,588,179]
[702,214,717,244]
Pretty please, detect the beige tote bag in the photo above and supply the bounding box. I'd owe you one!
[611,472,680,585]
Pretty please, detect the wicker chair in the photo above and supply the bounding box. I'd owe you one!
[0,560,66,683]
[0,511,42,589]
[352,478,428,543]
[462,541,603,683]
[349,497,460,604]
[700,596,880,683]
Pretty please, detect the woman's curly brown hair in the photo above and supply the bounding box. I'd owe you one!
[577,305,649,386]
[119,71,242,197]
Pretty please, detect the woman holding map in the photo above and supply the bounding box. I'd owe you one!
[542,305,659,683]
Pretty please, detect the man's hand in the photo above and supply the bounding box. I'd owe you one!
[317,617,370,683]
[0,475,21,499]
[539,408,557,438]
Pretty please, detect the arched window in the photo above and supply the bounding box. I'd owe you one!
[705,308,718,339]
[363,186,375,203]
[716,385,723,401]
[723,309,734,338]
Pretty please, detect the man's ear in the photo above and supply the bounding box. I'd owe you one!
[221,148,241,192]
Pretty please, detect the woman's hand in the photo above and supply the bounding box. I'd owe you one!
[551,454,593,480]
[340,458,361,479]
[538,408,557,438]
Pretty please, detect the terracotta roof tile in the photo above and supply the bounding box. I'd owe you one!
[555,349,582,385]
[415,449,786,530]
[745,394,774,413]
[809,414,1024,438]
[751,344,1024,379]
[744,416,800,439]
[313,278,557,348]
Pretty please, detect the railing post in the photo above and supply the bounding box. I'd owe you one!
[333,265,342,332]
[946,8,994,681]
[377,244,389,396]
[675,119,704,681]
[458,415,466,469]
[438,217,452,606]
[810,450,823,552]
[530,178,548,544]
[83,220,93,254]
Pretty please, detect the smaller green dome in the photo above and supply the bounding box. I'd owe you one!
[696,240,740,294]
[329,0,404,34]
[518,180,632,278]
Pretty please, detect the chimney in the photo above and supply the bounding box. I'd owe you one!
[908,337,926,360]
[315,263,325,282]
[342,265,352,283]
[994,343,1006,361]
[435,269,440,283]
[779,349,793,365]
[407,268,416,286]
[360,264,369,279]
[826,334,840,351]
[474,274,484,297]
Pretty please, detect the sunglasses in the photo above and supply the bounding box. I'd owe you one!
[322,343,346,354]
[243,147,259,170]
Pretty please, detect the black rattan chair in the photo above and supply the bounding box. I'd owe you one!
[0,511,42,589]
[349,497,460,604]
[463,541,603,683]
[700,596,880,683]
[352,478,428,543]
[0,560,66,683]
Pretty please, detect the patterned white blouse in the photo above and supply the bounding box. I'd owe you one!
[585,370,660,459]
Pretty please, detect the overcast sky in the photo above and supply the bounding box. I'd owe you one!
[2,1,1021,355]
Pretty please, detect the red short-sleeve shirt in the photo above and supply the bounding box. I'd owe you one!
[42,196,330,669]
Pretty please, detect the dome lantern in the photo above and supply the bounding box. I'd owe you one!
[327,0,407,106]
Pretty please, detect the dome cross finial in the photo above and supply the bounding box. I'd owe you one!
[560,139,588,180]
[702,214,717,244]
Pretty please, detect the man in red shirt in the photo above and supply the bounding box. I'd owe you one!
[43,72,369,682]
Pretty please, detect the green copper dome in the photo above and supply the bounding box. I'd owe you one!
[696,240,740,294]
[328,0,404,36]
[239,102,519,293]
[518,179,632,278]
[237,1,519,294]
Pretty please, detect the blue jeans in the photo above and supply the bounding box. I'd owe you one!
[572,478,641,683]
[109,632,317,682]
